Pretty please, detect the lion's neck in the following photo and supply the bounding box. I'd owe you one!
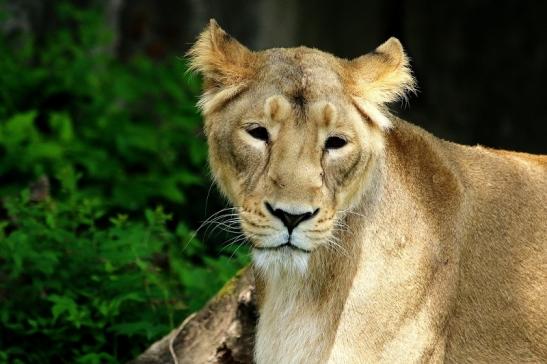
[254,159,385,364]
[255,249,362,364]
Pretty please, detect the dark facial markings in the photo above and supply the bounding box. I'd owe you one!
[333,149,363,187]
[254,243,312,254]
[351,99,377,128]
[227,137,246,173]
[292,90,306,109]
[245,220,271,229]
[206,85,248,112]
[307,227,331,234]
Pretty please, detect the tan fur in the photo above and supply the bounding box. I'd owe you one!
[189,20,547,364]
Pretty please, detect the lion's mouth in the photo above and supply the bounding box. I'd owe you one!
[253,241,311,254]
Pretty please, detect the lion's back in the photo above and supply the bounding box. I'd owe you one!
[444,140,546,363]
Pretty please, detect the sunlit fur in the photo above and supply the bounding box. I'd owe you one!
[189,20,547,364]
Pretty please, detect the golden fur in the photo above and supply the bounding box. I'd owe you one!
[189,20,547,363]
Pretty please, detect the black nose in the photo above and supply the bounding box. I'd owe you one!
[265,203,319,233]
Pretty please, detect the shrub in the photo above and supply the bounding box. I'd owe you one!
[0,3,205,212]
[0,3,248,363]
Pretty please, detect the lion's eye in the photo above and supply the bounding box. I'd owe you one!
[325,136,347,150]
[247,126,269,142]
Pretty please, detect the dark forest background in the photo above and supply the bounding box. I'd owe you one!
[0,0,545,363]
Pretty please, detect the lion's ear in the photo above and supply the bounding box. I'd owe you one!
[188,19,257,90]
[347,37,416,129]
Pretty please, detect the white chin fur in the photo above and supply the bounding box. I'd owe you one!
[252,248,310,277]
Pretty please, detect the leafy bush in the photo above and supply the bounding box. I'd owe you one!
[0,3,205,212]
[0,3,248,363]
[1,188,247,363]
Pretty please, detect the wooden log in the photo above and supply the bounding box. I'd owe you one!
[130,267,257,364]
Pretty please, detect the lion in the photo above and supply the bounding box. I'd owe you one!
[188,20,546,364]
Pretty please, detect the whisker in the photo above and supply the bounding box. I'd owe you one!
[182,207,242,252]
[229,241,248,260]
[332,224,355,236]
[219,233,248,254]
[204,219,242,237]
[203,181,216,216]
[325,236,350,258]
[338,208,367,219]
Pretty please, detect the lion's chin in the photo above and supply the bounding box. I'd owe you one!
[252,246,310,277]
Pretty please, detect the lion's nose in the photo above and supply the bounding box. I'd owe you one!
[265,202,319,233]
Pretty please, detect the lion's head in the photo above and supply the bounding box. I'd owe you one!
[189,20,415,274]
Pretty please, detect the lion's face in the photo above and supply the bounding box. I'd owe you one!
[189,21,415,273]
[205,70,385,272]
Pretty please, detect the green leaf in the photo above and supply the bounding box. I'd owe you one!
[49,295,78,322]
[49,112,74,142]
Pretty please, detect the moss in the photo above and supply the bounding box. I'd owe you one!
[214,265,251,301]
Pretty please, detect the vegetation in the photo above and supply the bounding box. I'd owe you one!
[0,3,248,363]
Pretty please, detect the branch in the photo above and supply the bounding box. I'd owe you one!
[130,267,257,364]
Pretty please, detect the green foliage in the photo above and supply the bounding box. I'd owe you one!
[0,190,247,363]
[0,3,205,210]
[0,3,248,363]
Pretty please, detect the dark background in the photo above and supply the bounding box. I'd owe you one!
[4,0,547,153]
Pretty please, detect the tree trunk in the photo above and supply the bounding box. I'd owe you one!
[130,267,258,364]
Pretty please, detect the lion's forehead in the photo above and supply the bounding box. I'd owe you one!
[258,48,346,104]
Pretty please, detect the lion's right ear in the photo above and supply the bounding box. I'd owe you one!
[188,19,257,91]
[188,20,257,115]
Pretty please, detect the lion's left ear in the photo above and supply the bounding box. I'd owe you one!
[346,37,416,129]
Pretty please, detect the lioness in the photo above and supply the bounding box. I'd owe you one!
[189,20,546,363]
